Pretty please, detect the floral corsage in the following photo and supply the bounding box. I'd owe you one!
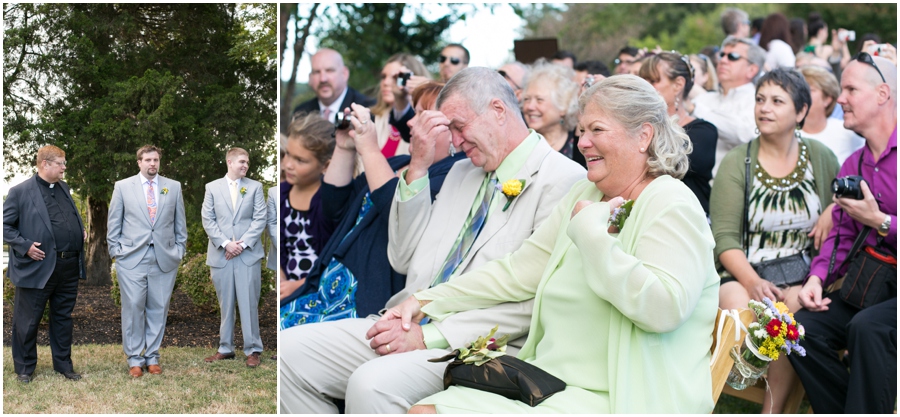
[607,199,634,231]
[240,186,247,196]
[456,325,509,366]
[498,179,526,212]
[161,187,169,195]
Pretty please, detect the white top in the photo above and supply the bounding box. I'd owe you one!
[222,175,247,248]
[802,118,866,165]
[318,87,349,124]
[692,82,757,178]
[765,39,796,70]
[139,173,160,206]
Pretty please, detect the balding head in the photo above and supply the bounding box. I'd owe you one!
[498,62,528,101]
[309,48,350,106]
[836,55,897,139]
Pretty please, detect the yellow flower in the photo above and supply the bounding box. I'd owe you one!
[774,301,789,314]
[240,186,247,195]
[161,187,169,195]
[501,179,523,197]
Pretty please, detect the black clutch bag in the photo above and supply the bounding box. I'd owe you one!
[429,350,566,407]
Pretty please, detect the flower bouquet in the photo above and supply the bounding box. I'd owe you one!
[455,325,509,366]
[726,298,806,390]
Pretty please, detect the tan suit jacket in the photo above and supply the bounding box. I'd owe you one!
[387,138,585,348]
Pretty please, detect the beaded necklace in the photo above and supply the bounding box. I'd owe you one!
[755,140,809,192]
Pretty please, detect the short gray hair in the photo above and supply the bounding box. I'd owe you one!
[578,75,691,179]
[521,59,580,131]
[436,67,522,119]
[721,8,749,36]
[723,37,766,82]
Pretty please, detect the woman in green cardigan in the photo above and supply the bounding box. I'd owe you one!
[377,75,719,413]
[710,67,839,413]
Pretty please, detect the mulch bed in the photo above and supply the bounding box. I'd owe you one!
[3,285,277,352]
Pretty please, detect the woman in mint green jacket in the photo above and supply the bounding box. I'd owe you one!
[378,75,719,413]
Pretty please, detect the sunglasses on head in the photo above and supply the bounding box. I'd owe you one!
[854,52,886,83]
[719,51,745,62]
[439,55,461,65]
[497,70,521,90]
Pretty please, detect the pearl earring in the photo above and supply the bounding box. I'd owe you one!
[640,147,645,152]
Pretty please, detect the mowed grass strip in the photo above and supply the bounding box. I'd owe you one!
[3,344,276,414]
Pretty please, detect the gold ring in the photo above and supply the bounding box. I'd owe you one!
[386,343,391,353]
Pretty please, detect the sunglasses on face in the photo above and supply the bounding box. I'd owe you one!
[614,58,635,66]
[719,51,746,62]
[855,52,886,83]
[497,70,521,90]
[439,55,461,65]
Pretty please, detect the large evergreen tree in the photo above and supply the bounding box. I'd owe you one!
[3,4,276,285]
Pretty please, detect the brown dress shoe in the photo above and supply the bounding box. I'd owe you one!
[129,366,143,378]
[204,352,235,363]
[147,364,162,375]
[246,352,261,368]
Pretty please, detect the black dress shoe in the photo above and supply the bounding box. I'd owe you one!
[58,371,81,381]
[16,374,32,383]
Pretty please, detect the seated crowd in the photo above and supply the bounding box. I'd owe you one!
[278,9,897,414]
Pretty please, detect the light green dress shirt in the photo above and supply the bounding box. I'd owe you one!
[414,176,720,413]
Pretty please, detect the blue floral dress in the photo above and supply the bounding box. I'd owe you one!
[279,193,372,330]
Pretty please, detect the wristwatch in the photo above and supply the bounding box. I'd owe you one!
[878,214,891,236]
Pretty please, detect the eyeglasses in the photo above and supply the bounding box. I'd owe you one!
[46,159,67,167]
[439,55,461,65]
[719,51,746,62]
[854,52,886,83]
[497,70,521,90]
[614,58,636,66]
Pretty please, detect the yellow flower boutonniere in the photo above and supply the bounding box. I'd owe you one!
[498,179,526,212]
[240,187,247,196]
[161,187,169,195]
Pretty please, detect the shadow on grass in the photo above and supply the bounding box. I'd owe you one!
[3,344,276,414]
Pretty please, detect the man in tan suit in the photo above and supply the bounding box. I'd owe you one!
[280,67,585,413]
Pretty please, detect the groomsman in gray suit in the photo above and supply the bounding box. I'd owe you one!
[201,147,267,368]
[107,145,187,378]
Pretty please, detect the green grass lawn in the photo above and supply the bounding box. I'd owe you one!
[3,344,276,414]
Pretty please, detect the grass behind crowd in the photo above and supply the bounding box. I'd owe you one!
[3,344,276,414]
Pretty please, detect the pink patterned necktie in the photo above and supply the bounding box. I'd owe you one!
[322,108,332,121]
[146,181,157,225]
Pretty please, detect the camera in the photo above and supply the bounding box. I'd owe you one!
[397,71,412,88]
[867,43,889,56]
[832,175,865,200]
[334,111,351,131]
[837,29,856,42]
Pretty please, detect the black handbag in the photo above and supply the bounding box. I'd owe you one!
[831,225,897,310]
[429,350,566,407]
[741,141,810,288]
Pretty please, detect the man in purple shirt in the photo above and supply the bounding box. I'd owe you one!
[789,54,897,414]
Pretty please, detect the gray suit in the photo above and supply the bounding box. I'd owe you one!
[280,137,586,413]
[107,174,187,368]
[266,186,277,271]
[201,176,266,356]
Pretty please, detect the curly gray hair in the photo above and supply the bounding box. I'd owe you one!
[578,75,691,179]
[521,59,580,131]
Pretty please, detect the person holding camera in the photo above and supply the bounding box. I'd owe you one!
[788,53,897,414]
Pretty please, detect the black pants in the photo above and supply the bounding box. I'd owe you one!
[11,256,80,375]
[788,292,896,414]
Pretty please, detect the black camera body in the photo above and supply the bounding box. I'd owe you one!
[397,71,412,87]
[832,175,865,200]
[334,111,351,131]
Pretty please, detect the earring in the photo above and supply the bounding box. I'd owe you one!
[674,96,681,113]
[794,124,802,138]
[640,147,645,153]
[754,127,760,135]
[559,118,565,125]
[449,146,456,157]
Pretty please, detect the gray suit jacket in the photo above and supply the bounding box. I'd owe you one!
[266,186,277,271]
[201,177,267,268]
[4,175,86,288]
[107,174,187,272]
[387,138,585,348]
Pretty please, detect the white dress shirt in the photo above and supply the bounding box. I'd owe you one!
[140,173,159,244]
[222,176,248,249]
[318,87,349,124]
[692,82,758,178]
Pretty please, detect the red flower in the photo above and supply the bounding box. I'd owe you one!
[786,324,799,341]
[766,319,782,338]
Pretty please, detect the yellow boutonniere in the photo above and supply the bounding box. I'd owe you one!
[498,179,526,212]
[240,187,247,196]
[161,187,169,195]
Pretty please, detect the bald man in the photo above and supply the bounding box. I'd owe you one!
[293,48,375,124]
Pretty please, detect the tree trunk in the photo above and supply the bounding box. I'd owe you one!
[280,3,319,134]
[84,195,111,286]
